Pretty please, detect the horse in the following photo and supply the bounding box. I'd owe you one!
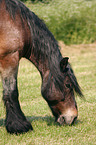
[0,0,83,134]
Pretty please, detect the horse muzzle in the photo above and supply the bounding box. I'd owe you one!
[56,108,78,125]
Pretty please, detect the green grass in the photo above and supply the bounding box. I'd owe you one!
[24,0,96,45]
[0,43,96,144]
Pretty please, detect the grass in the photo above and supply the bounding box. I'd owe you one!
[24,0,96,45]
[0,43,96,144]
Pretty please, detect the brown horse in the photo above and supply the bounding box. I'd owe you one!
[0,0,83,134]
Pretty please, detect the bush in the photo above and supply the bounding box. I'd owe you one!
[47,13,96,45]
[24,0,96,44]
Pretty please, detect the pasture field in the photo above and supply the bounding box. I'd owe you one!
[0,43,96,145]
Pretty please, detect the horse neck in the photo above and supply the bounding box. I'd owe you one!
[24,39,63,83]
[27,50,50,80]
[23,28,62,81]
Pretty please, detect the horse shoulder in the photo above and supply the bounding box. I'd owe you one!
[0,8,25,57]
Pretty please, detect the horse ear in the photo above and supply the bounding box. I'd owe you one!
[60,57,69,72]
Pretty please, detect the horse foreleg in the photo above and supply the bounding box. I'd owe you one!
[1,57,33,134]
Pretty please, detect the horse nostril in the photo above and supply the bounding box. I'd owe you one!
[62,114,77,125]
[71,116,77,125]
[57,116,65,125]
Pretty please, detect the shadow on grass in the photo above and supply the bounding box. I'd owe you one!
[0,119,5,127]
[27,116,83,127]
[0,116,55,127]
[0,116,83,127]
[27,115,55,126]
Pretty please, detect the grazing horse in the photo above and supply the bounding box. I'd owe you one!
[0,0,83,134]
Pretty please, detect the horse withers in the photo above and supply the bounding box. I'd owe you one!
[0,0,83,134]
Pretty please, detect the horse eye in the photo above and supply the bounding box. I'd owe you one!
[65,84,71,88]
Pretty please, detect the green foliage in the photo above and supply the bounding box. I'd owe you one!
[25,0,96,45]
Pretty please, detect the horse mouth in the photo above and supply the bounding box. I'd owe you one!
[56,115,77,125]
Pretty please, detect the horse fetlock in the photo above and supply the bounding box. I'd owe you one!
[5,117,33,134]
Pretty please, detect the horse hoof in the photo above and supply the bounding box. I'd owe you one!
[5,120,33,134]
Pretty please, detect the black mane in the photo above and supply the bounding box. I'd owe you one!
[3,0,83,97]
[67,64,83,97]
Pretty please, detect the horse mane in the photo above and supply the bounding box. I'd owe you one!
[67,64,83,97]
[3,0,83,97]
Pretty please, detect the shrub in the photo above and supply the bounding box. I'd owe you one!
[24,0,96,44]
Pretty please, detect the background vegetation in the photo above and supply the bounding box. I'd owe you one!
[23,0,96,45]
